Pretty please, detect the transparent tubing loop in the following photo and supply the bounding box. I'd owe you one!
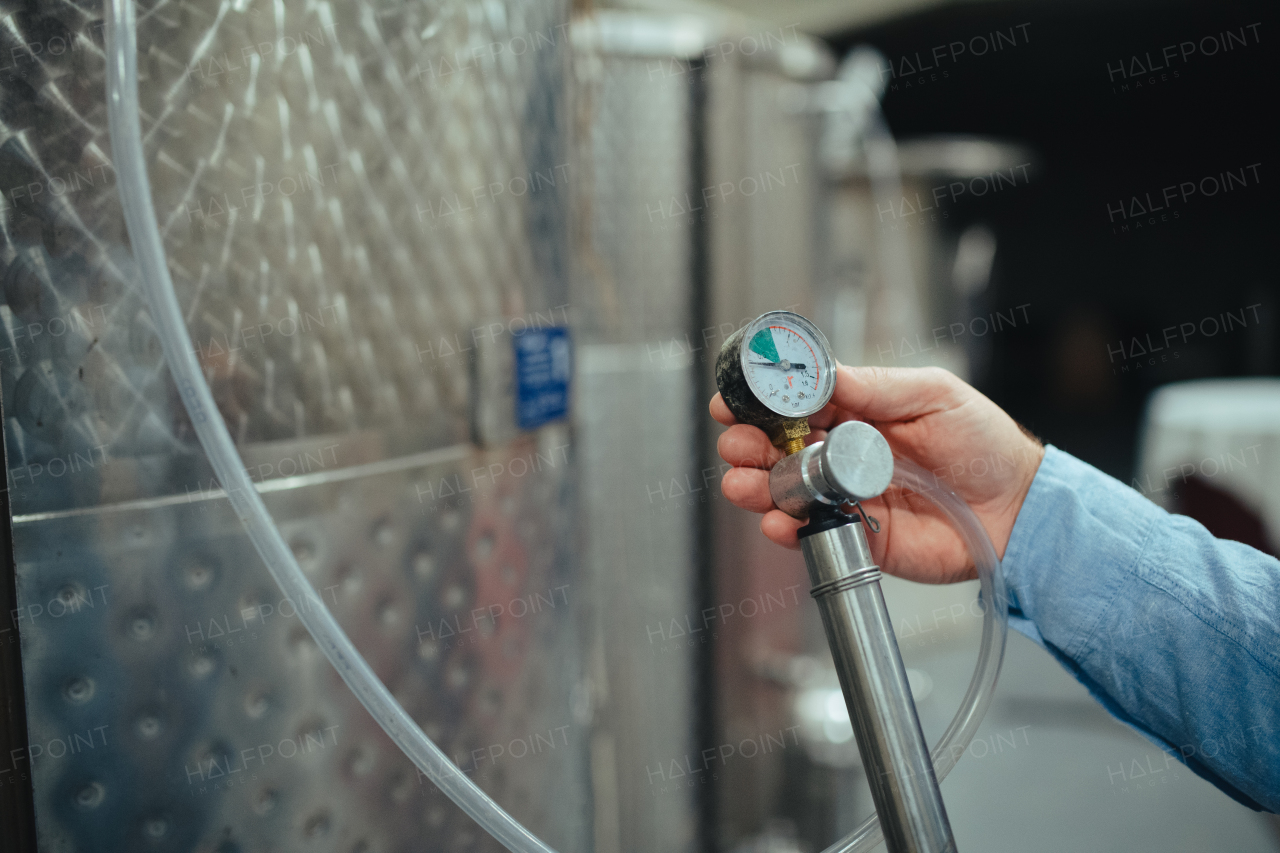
[104,4,1007,852]
[820,458,1009,853]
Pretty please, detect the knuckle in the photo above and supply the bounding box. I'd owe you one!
[920,365,956,385]
[862,364,895,387]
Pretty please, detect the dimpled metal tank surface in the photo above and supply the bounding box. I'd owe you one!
[0,0,587,851]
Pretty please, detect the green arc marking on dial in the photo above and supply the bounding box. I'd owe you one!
[748,328,780,363]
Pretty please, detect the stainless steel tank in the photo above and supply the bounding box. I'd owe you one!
[704,35,857,853]
[569,11,843,853]
[0,1,588,851]
[569,14,708,852]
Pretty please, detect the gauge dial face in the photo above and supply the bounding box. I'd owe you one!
[739,312,836,418]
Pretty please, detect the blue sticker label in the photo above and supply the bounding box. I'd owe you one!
[514,327,571,430]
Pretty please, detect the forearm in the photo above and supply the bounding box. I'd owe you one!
[1002,446,1280,811]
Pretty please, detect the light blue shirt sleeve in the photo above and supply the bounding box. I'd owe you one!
[1002,445,1280,812]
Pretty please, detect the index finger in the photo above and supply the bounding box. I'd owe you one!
[710,393,739,426]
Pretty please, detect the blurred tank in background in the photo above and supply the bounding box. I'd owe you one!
[569,12,709,853]
[568,11,860,852]
[821,131,1034,384]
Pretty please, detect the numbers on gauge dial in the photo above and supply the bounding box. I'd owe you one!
[744,324,823,414]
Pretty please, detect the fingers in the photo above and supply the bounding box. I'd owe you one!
[709,393,738,426]
[808,403,860,431]
[715,393,840,438]
[830,365,966,424]
[808,401,840,430]
[717,424,782,469]
[721,468,774,513]
[761,510,802,550]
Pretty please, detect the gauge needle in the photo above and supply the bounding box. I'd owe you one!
[749,360,807,370]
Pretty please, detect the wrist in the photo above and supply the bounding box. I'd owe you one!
[986,436,1046,560]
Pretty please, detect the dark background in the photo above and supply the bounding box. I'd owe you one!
[828,0,1278,483]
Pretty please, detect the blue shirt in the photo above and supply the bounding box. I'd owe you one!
[1003,445,1280,812]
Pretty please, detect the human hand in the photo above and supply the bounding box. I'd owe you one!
[711,365,1044,584]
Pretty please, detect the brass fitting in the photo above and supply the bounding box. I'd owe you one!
[771,418,811,456]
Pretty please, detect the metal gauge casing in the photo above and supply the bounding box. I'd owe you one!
[716,311,836,440]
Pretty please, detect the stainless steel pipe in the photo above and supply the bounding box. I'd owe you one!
[769,421,956,850]
[800,517,957,853]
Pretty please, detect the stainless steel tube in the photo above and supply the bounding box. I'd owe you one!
[801,519,956,853]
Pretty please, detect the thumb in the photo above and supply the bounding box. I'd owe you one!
[830,365,965,424]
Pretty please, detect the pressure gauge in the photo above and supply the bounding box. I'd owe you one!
[716,311,837,454]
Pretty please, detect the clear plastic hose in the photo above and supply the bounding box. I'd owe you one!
[103,2,560,852]
[819,457,1009,853]
[105,2,1007,850]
